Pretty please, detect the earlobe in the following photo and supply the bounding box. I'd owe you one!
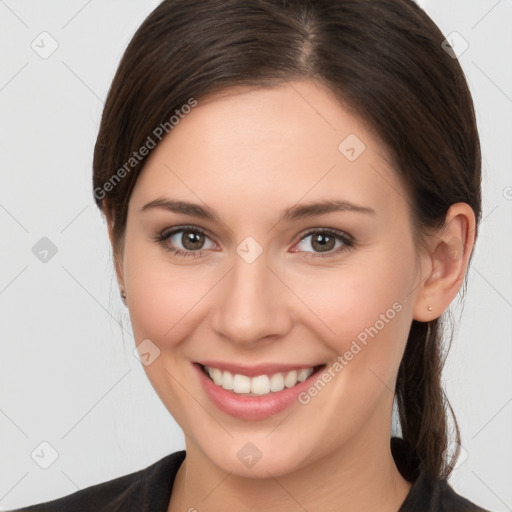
[413,203,476,322]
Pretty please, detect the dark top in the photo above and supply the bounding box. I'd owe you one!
[8,438,490,511]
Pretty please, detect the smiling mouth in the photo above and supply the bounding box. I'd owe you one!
[200,363,326,397]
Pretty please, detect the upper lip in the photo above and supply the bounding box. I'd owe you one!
[196,361,325,377]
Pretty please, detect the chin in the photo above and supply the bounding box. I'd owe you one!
[193,433,317,479]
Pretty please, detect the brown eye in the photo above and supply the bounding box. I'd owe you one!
[293,229,354,258]
[181,230,205,250]
[155,226,216,257]
[310,232,336,252]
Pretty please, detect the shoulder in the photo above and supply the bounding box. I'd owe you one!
[402,470,493,511]
[391,438,492,512]
[438,480,493,512]
[6,450,186,512]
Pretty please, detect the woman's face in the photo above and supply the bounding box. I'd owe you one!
[117,79,426,477]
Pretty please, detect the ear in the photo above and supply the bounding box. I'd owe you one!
[105,211,125,293]
[413,203,476,322]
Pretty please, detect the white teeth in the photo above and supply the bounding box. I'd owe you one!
[251,375,270,395]
[211,367,222,386]
[232,374,251,393]
[297,368,310,382]
[222,370,234,390]
[284,370,298,388]
[204,365,315,396]
[269,372,285,392]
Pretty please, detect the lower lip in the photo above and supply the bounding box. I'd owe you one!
[193,363,324,421]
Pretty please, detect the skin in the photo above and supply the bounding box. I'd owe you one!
[106,79,475,512]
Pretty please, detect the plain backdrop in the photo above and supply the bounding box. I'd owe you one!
[0,0,511,510]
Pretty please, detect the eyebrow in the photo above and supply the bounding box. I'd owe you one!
[140,197,376,222]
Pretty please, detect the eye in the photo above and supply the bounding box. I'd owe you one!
[292,229,354,258]
[153,226,354,259]
[153,226,216,258]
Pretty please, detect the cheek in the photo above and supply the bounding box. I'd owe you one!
[122,227,229,354]
[287,252,415,447]
[121,240,219,427]
[287,248,415,375]
[125,260,214,344]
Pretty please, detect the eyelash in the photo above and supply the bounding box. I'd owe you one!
[152,225,355,259]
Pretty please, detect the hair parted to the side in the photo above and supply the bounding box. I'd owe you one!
[92,0,481,481]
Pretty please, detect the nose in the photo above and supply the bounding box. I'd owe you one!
[210,252,293,347]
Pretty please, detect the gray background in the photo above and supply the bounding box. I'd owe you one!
[0,0,511,510]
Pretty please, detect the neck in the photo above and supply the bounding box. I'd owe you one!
[168,429,412,512]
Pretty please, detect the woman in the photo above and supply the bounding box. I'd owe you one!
[10,0,491,510]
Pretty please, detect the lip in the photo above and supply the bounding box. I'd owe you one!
[193,362,325,421]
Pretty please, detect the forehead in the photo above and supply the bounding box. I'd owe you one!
[130,80,408,221]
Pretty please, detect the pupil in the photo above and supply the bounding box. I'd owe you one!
[183,231,204,250]
[312,233,334,252]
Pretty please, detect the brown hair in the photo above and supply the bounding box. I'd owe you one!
[93,0,481,481]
